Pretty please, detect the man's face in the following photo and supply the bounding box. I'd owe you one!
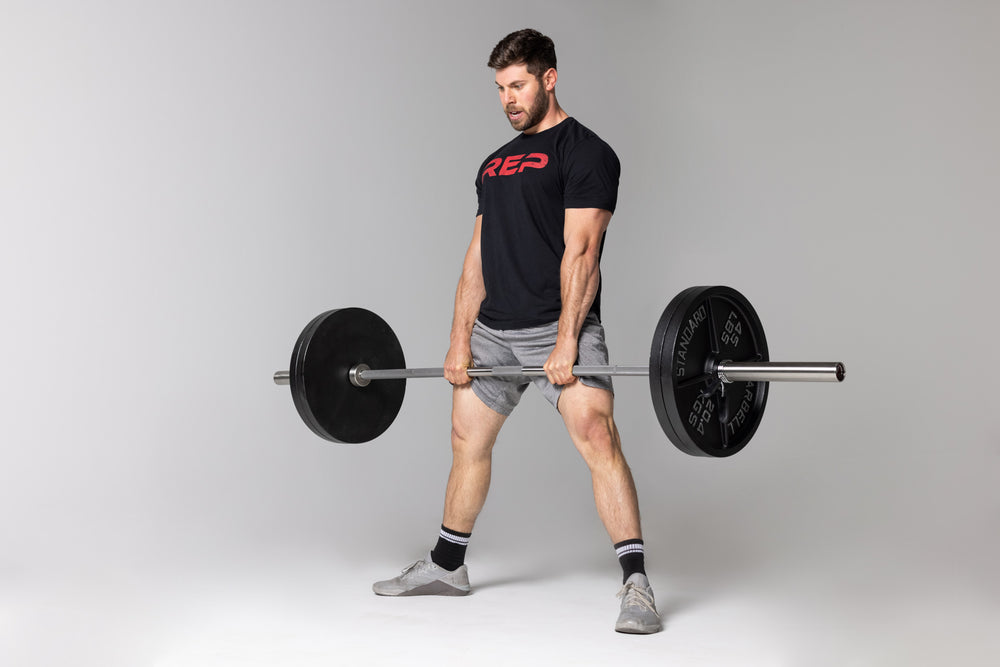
[495,63,550,133]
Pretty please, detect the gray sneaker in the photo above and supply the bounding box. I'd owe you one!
[615,573,662,634]
[372,555,471,596]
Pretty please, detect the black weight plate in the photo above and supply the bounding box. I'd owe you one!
[649,286,769,457]
[288,308,406,443]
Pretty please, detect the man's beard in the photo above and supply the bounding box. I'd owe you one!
[507,87,549,131]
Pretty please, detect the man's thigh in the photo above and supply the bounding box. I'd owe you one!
[451,383,507,450]
[558,380,616,427]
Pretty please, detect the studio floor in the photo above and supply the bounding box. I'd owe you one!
[7,546,998,666]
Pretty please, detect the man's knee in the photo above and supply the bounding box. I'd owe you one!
[564,406,623,467]
[568,406,612,442]
[561,384,615,434]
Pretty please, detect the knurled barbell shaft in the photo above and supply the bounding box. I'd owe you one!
[361,365,649,380]
[272,361,845,386]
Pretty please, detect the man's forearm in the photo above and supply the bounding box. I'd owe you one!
[558,248,601,343]
[557,208,611,344]
[451,216,486,346]
[451,271,485,344]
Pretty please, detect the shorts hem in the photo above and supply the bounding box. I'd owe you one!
[471,380,516,417]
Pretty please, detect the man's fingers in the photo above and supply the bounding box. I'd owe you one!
[444,367,472,385]
[544,361,577,386]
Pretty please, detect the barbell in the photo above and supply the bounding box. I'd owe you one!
[273,286,845,457]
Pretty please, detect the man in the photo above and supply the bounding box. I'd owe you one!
[373,28,661,635]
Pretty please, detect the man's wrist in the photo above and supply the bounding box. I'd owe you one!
[556,324,581,345]
[450,330,473,347]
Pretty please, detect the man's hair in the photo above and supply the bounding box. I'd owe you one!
[487,29,557,77]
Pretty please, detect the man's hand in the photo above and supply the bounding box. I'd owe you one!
[444,342,474,385]
[544,338,579,386]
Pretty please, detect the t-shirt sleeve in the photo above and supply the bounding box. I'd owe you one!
[563,138,621,213]
[475,164,484,216]
[476,173,484,217]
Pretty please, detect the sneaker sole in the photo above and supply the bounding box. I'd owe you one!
[374,580,471,597]
[615,622,661,634]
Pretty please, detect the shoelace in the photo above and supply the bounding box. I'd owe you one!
[400,559,441,577]
[617,582,660,615]
[399,561,423,576]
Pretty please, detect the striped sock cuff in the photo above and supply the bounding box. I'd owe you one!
[614,538,644,558]
[440,525,472,546]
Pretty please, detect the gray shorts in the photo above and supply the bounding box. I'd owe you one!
[470,315,614,416]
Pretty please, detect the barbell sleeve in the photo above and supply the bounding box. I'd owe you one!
[716,361,845,383]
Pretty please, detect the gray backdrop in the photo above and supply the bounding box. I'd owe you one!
[3,1,998,664]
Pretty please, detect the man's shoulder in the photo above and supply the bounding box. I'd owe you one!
[556,117,609,145]
[557,118,619,168]
[559,116,593,137]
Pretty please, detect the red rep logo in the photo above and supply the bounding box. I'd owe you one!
[482,152,549,179]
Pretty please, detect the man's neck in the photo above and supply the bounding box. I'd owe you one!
[524,100,569,135]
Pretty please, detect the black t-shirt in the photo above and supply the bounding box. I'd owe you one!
[475,117,620,329]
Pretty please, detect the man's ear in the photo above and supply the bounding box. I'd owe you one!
[543,67,558,91]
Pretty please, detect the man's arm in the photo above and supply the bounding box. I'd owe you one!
[544,207,613,385]
[444,215,486,385]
